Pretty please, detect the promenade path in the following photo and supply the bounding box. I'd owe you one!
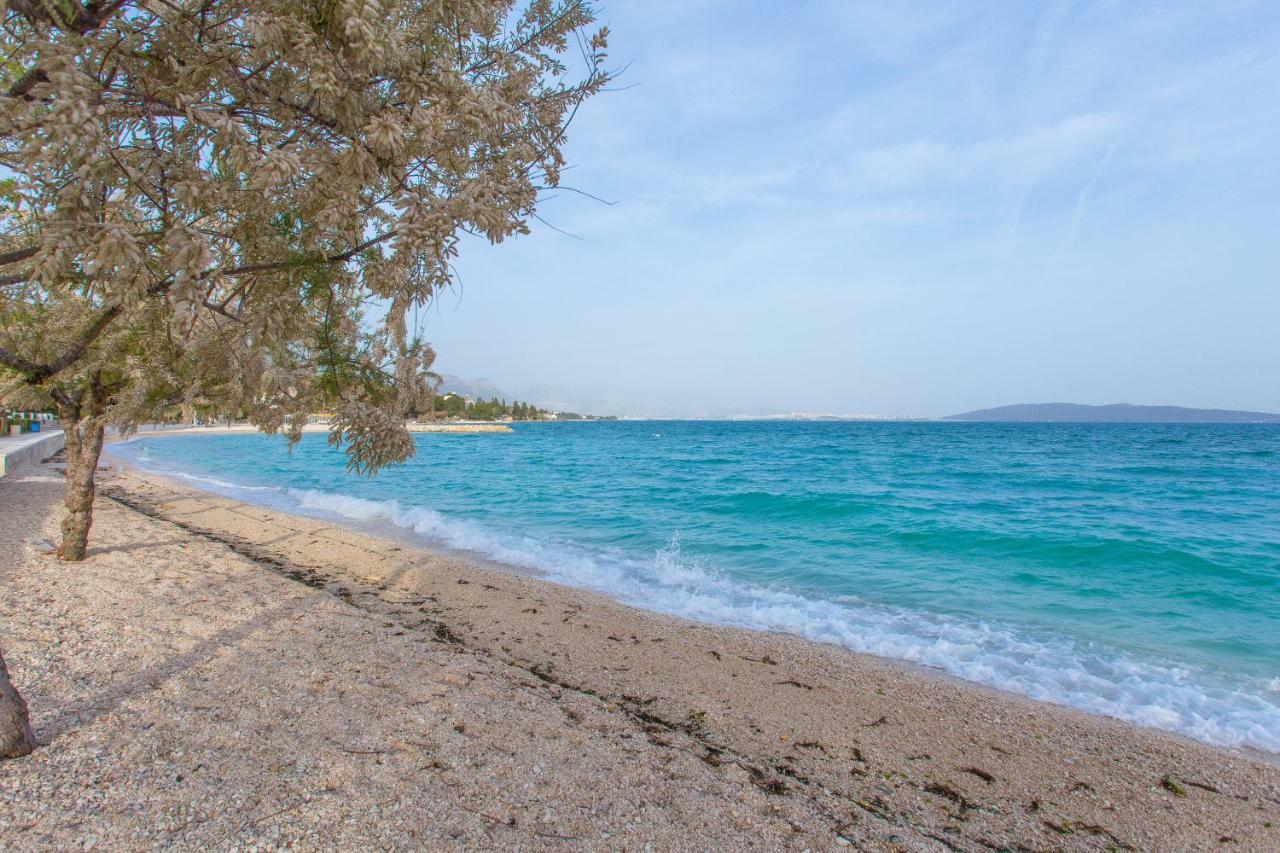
[0,430,64,479]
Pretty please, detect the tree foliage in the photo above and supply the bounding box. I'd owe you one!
[0,0,609,549]
[435,392,542,420]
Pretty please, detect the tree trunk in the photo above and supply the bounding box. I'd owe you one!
[0,650,35,759]
[55,405,105,562]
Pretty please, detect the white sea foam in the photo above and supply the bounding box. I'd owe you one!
[169,471,280,493]
[100,440,1280,753]
[109,439,281,494]
[286,488,1280,753]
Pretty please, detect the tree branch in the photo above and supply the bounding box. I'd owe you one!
[0,246,38,267]
[217,229,396,278]
[7,0,133,35]
[0,302,123,385]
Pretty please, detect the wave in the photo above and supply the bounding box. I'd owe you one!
[702,490,878,519]
[287,489,1280,752]
[105,440,1280,752]
[166,470,281,493]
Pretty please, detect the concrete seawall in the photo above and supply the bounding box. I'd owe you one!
[0,430,66,478]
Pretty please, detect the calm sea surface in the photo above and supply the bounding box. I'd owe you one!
[109,421,1280,750]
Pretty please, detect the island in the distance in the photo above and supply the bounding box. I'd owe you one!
[944,402,1280,423]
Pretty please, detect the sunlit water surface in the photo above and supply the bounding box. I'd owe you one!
[110,421,1280,750]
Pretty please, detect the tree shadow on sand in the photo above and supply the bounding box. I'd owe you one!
[88,538,191,557]
[32,599,313,745]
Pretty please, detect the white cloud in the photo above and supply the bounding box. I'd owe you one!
[1052,138,1121,262]
[433,1,1280,415]
[827,112,1121,192]
[653,44,798,120]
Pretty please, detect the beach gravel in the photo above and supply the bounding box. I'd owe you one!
[2,461,1279,850]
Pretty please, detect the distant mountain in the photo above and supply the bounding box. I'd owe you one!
[439,375,637,417]
[438,375,514,402]
[943,403,1280,423]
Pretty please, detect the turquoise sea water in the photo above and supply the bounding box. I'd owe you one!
[109,422,1280,751]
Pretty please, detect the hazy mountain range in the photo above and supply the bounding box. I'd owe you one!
[439,376,1280,423]
[439,374,644,416]
[438,375,514,402]
[943,403,1280,423]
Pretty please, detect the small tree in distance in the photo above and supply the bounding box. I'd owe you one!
[0,0,609,757]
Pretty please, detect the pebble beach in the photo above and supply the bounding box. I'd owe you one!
[2,459,1279,850]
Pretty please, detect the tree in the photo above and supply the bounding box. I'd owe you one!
[440,392,465,417]
[0,0,609,757]
[0,650,36,759]
[403,340,443,420]
[0,0,608,551]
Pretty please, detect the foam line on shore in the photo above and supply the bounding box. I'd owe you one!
[107,441,1280,752]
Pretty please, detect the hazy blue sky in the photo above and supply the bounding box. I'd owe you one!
[428,0,1280,417]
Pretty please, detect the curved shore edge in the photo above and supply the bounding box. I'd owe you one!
[6,451,1278,848]
[106,458,1280,769]
[104,431,1280,756]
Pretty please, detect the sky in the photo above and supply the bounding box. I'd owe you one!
[427,0,1280,418]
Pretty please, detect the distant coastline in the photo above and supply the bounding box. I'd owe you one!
[611,404,1280,422]
[943,402,1280,423]
[557,403,1280,423]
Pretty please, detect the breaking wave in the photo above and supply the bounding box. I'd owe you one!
[107,437,1280,752]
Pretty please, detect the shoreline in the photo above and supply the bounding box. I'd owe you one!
[106,431,1280,761]
[62,458,1280,835]
[107,464,1280,773]
[4,453,1279,847]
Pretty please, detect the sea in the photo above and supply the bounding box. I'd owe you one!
[107,421,1280,752]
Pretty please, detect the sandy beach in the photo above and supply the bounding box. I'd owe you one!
[2,454,1279,850]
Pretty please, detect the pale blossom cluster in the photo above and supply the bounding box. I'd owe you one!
[0,0,609,473]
